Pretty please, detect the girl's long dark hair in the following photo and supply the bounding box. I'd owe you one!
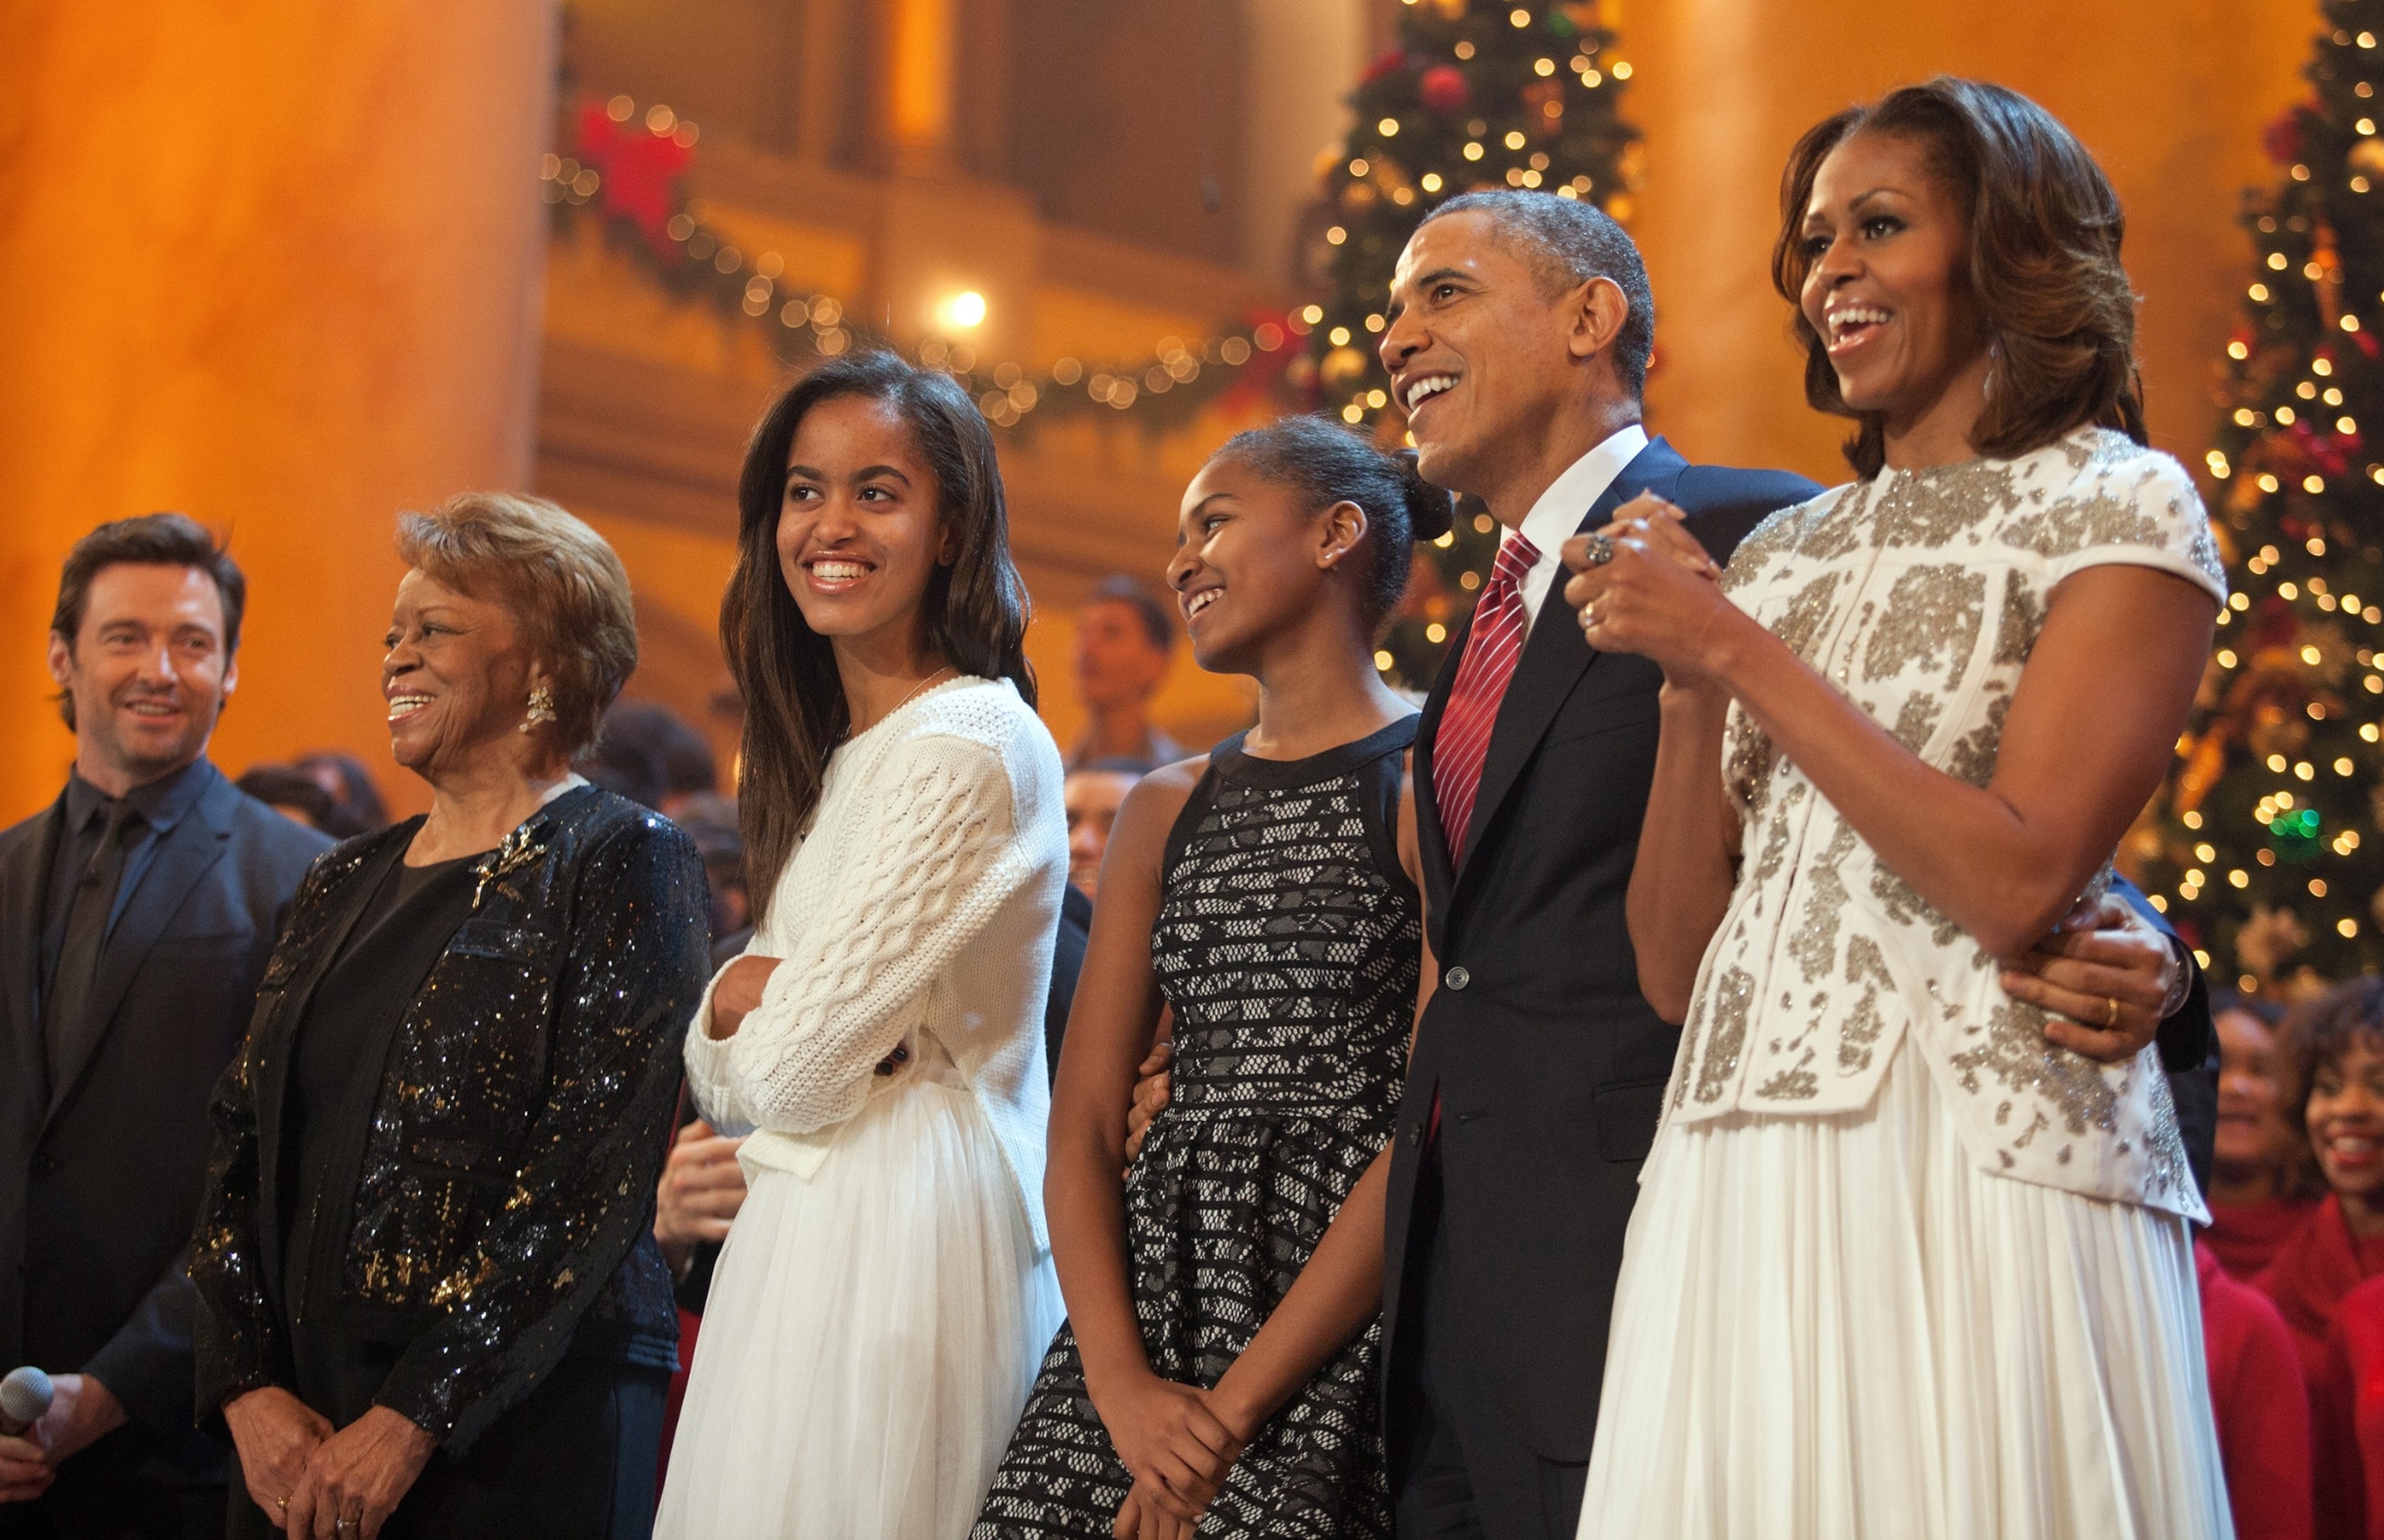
[722,351,1034,918]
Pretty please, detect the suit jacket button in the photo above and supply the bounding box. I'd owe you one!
[1444,966,1470,991]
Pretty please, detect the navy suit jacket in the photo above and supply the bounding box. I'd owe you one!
[0,760,327,1486]
[1383,437,1817,1466]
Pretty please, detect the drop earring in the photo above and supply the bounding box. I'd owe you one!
[520,686,556,733]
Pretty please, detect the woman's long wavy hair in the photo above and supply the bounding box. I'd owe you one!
[722,351,1034,918]
[1770,77,2149,479]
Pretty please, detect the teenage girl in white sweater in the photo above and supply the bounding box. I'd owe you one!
[657,352,1068,1540]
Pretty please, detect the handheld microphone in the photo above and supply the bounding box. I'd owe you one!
[0,1366,52,1438]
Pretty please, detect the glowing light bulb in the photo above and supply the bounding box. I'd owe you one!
[937,290,989,330]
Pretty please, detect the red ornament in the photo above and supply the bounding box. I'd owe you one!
[1419,64,1471,116]
[1363,47,1411,83]
[2281,417,2357,478]
[574,102,692,258]
[2248,595,2300,652]
[2262,104,2311,167]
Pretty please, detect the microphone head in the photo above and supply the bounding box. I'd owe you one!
[0,1366,53,1425]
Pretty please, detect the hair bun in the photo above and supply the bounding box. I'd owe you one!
[1393,449,1455,542]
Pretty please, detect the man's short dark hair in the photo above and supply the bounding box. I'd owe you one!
[52,512,247,652]
[1422,190,1655,399]
[1086,574,1175,656]
[50,513,247,731]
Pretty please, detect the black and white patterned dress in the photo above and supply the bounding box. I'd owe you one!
[973,718,1422,1539]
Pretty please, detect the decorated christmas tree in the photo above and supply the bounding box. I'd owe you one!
[2139,3,2384,993]
[1306,0,1640,689]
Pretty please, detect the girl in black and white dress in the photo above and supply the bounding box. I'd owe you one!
[975,418,1447,1540]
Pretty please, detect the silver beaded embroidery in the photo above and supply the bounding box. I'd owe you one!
[1860,565,1987,690]
[1692,967,1755,1105]
[1678,427,2226,1218]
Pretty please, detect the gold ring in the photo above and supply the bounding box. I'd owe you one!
[2104,995,2121,1029]
[275,1497,288,1511]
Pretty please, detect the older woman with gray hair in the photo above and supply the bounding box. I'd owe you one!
[192,493,709,1539]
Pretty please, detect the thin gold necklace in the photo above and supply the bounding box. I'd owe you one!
[853,666,955,738]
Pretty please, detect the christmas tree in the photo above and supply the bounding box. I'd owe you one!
[2140,3,2384,993]
[1307,0,1641,690]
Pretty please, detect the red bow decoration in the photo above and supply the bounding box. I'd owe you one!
[573,102,692,258]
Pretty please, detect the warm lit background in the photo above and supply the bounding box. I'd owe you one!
[0,0,2316,822]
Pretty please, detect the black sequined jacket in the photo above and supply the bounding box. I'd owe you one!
[191,787,707,1455]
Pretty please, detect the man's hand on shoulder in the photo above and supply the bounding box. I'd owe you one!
[1124,1038,1173,1166]
[2001,894,2181,1064]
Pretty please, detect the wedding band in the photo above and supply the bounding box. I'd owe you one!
[1579,601,1597,632]
[1584,533,1616,566]
[2104,996,2121,1029]
[275,1497,288,1511]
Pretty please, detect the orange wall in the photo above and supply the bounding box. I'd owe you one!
[0,2,558,825]
[1628,0,2316,483]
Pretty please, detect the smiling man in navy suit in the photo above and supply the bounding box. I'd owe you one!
[0,515,327,1539]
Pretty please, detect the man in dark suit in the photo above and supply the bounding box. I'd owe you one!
[0,514,329,1538]
[1372,192,2206,1538]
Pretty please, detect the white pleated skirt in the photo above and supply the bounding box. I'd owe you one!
[1578,1047,2232,1540]
[655,1049,1063,1540]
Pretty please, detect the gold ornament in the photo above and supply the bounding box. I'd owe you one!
[2247,700,2310,759]
[1321,346,1370,387]
[2354,137,2384,178]
[2172,734,2226,813]
[1432,0,1467,18]
[2234,905,2309,985]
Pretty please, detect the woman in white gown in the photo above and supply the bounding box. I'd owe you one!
[656,351,1067,1540]
[1562,81,2232,1536]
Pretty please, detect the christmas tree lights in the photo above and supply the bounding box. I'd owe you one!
[2140,5,2384,991]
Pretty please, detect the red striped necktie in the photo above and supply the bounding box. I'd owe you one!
[1433,531,1540,861]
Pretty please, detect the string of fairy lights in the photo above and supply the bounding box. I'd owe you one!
[543,94,1301,431]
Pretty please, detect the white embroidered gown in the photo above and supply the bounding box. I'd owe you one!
[657,677,1068,1540]
[1578,431,2234,1538]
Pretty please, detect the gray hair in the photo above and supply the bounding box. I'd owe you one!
[1421,190,1655,399]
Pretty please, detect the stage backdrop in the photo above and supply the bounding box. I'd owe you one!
[0,1,557,822]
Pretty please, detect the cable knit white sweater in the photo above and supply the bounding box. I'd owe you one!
[683,676,1066,1250]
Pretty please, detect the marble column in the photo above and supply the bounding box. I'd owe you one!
[0,1,558,820]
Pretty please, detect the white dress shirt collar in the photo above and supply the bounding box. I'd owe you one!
[1508,424,1650,622]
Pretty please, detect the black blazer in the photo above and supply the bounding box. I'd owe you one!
[1383,437,1819,1465]
[1045,882,1093,1082]
[0,763,327,1479]
[193,787,704,1456]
